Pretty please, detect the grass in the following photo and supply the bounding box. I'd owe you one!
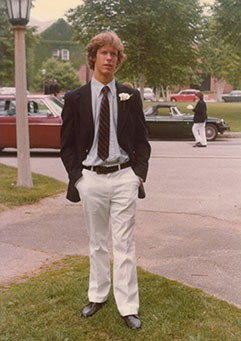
[0,255,240,340]
[0,163,66,211]
[144,101,241,132]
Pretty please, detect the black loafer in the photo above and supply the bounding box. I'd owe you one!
[81,301,106,317]
[123,315,142,329]
[193,142,201,147]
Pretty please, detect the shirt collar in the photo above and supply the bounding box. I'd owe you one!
[91,76,116,97]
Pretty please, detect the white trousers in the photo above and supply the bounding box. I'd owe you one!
[192,122,207,145]
[76,167,140,316]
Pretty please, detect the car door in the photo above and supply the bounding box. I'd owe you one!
[179,91,189,101]
[0,99,17,148]
[0,98,62,149]
[146,106,190,139]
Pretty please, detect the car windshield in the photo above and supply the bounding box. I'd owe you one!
[144,106,155,116]
[45,97,63,115]
[231,91,241,95]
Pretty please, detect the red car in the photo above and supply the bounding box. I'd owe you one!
[169,89,199,102]
[0,94,63,150]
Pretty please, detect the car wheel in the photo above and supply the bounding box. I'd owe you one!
[206,124,218,141]
[171,98,176,102]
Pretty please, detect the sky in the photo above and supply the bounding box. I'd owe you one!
[31,0,82,21]
[31,0,215,22]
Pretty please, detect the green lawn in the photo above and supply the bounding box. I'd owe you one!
[0,255,240,340]
[0,163,66,211]
[144,101,241,132]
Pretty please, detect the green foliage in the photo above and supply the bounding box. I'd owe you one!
[198,16,241,88]
[30,18,85,91]
[0,163,66,209]
[214,0,241,47]
[34,57,81,92]
[41,18,73,41]
[0,1,14,86]
[66,0,204,89]
[0,255,241,339]
[0,1,40,89]
[33,40,84,73]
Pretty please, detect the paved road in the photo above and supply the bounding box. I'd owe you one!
[0,137,241,309]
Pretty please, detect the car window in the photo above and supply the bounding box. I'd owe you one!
[0,100,6,115]
[46,97,63,115]
[0,100,16,115]
[144,106,154,116]
[28,99,52,117]
[171,107,183,116]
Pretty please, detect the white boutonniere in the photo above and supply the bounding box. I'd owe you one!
[119,93,132,101]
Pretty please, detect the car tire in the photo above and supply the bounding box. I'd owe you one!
[170,98,176,102]
[206,124,218,141]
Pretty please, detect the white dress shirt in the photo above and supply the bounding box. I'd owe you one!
[82,77,129,167]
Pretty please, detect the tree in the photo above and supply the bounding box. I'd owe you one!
[35,57,81,92]
[198,14,241,101]
[66,0,203,94]
[0,1,39,88]
[213,0,241,47]
[0,1,14,86]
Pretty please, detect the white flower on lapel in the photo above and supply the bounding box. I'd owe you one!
[119,92,132,101]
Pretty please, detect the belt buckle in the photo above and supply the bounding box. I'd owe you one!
[95,166,101,174]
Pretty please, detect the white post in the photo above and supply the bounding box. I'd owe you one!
[14,26,33,187]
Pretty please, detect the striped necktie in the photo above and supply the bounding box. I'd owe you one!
[98,86,110,160]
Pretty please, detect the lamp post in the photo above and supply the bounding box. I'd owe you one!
[42,68,46,93]
[6,0,33,187]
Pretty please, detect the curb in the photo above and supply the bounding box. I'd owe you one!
[221,132,241,138]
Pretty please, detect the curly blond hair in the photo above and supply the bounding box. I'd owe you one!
[87,31,127,70]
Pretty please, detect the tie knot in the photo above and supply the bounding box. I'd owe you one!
[102,86,109,96]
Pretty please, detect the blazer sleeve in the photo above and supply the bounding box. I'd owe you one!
[60,92,82,184]
[131,90,151,182]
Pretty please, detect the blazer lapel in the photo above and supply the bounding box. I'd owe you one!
[116,82,130,138]
[76,82,94,141]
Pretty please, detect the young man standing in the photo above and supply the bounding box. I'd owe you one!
[60,31,151,329]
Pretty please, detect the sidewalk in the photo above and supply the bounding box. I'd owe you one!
[0,139,241,310]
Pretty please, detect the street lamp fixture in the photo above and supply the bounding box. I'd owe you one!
[6,0,31,26]
[5,0,33,187]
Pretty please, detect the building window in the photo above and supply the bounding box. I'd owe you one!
[61,49,70,61]
[53,49,60,58]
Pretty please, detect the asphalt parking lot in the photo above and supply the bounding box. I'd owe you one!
[0,136,241,309]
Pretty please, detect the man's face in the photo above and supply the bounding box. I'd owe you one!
[93,45,119,82]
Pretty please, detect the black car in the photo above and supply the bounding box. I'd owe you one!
[144,103,230,141]
[222,90,241,102]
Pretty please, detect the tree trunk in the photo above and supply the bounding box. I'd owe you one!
[155,88,160,101]
[216,78,225,102]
